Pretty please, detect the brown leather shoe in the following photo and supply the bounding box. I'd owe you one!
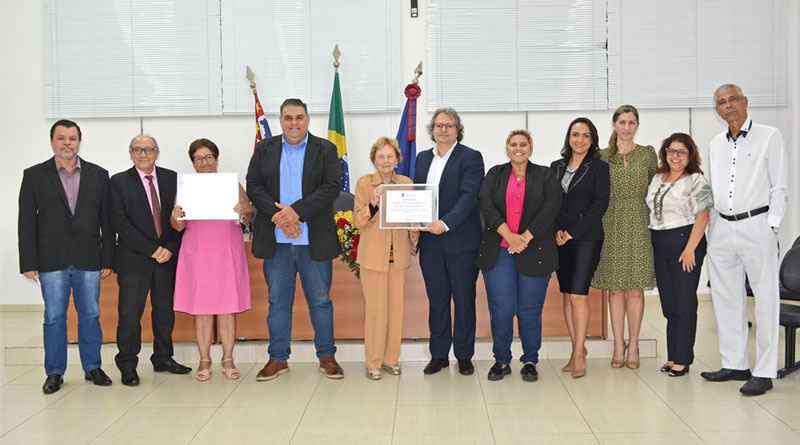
[255,358,289,381]
[319,355,344,379]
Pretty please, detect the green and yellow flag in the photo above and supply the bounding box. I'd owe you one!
[328,71,349,191]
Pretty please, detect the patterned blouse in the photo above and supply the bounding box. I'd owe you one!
[646,172,713,230]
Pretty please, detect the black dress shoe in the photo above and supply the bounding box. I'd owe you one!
[700,368,751,382]
[487,362,511,381]
[85,368,112,386]
[120,369,140,387]
[739,376,773,396]
[520,363,538,382]
[457,359,474,376]
[667,364,690,377]
[423,358,449,375]
[153,358,192,374]
[42,374,63,394]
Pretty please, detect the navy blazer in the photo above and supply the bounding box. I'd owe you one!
[413,143,484,255]
[246,133,341,261]
[18,157,114,273]
[110,166,180,273]
[549,156,610,241]
[476,161,562,277]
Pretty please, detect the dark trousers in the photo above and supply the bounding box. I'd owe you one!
[115,265,176,371]
[419,239,479,359]
[651,225,706,365]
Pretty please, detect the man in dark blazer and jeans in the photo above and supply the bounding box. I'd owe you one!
[18,119,115,394]
[110,134,190,386]
[247,98,344,381]
[414,108,485,375]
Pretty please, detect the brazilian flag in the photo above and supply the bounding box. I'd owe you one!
[327,72,349,192]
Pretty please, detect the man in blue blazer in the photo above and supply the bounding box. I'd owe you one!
[414,108,485,375]
[19,120,115,394]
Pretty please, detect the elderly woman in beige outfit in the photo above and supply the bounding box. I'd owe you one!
[354,136,418,380]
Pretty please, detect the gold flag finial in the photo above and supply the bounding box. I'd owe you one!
[246,65,257,90]
[333,44,341,72]
[412,61,423,84]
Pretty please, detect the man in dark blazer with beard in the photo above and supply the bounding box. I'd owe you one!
[110,134,190,386]
[246,98,344,381]
[18,119,115,394]
[414,107,485,376]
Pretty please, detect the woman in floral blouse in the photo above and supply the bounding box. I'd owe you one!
[646,132,713,377]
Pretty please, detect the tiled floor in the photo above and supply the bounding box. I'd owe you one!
[1,295,799,444]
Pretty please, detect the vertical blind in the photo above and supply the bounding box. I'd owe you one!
[607,0,786,108]
[427,0,608,112]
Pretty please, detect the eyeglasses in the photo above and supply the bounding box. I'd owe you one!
[666,149,689,157]
[193,155,216,164]
[434,123,456,131]
[130,147,158,155]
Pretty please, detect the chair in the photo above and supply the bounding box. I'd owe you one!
[333,190,355,213]
[777,236,800,378]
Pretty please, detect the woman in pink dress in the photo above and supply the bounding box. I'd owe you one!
[170,138,254,381]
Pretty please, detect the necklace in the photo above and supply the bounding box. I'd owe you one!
[653,181,676,221]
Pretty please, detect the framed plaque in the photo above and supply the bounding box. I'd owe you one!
[379,183,438,229]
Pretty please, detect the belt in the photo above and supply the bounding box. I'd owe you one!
[719,205,769,222]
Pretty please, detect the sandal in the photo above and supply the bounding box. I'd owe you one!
[196,359,212,381]
[668,364,689,377]
[611,343,626,368]
[221,358,240,380]
[626,344,640,369]
[660,362,673,373]
[563,346,588,372]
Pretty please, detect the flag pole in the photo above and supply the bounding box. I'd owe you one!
[247,65,272,146]
[328,44,349,192]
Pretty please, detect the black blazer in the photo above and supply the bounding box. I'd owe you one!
[18,157,114,273]
[413,143,485,255]
[549,156,610,241]
[110,166,180,273]
[246,133,341,261]
[476,162,562,277]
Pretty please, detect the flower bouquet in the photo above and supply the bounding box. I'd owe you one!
[334,210,361,279]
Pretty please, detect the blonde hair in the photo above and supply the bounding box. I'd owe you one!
[505,129,533,150]
[369,136,402,165]
[607,104,639,164]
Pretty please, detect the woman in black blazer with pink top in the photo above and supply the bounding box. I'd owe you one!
[549,117,610,378]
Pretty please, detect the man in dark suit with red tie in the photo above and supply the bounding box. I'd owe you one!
[18,119,115,394]
[414,108,485,375]
[110,135,190,386]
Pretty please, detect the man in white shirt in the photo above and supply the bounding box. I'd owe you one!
[701,84,789,395]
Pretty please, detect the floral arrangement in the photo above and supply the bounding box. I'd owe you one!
[334,210,361,279]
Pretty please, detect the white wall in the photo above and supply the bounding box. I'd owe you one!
[2,0,798,305]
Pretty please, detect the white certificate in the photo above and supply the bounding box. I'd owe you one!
[380,184,438,229]
[176,172,239,220]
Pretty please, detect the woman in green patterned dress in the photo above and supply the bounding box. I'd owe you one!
[592,105,658,369]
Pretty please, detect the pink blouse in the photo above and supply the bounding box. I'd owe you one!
[501,171,526,248]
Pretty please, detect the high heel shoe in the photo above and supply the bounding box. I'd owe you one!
[668,364,689,377]
[660,362,673,373]
[626,343,640,369]
[562,346,588,372]
[610,344,626,368]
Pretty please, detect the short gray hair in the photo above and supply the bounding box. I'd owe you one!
[713,84,744,105]
[426,107,464,143]
[129,134,159,150]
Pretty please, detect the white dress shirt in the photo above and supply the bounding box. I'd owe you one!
[708,117,789,228]
[426,142,457,231]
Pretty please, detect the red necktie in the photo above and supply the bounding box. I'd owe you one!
[145,175,162,238]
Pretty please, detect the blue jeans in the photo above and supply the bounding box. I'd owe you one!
[263,244,336,361]
[483,248,550,365]
[38,266,102,375]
